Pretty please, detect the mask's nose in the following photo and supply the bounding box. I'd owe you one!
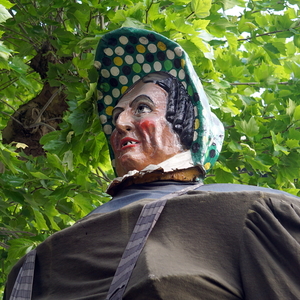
[115,109,133,133]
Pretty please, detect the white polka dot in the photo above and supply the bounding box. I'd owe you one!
[182,81,187,89]
[97,90,103,100]
[178,69,185,80]
[110,66,119,76]
[115,46,124,56]
[136,54,144,64]
[174,47,183,57]
[94,61,101,69]
[132,75,141,83]
[101,69,110,78]
[112,88,120,98]
[100,114,107,124]
[169,69,177,77]
[143,64,151,73]
[194,106,198,116]
[104,48,113,56]
[148,44,157,53]
[104,95,113,105]
[119,36,128,45]
[103,124,112,135]
[154,61,162,71]
[166,50,175,59]
[125,55,134,64]
[119,75,128,85]
[139,37,149,45]
[193,131,198,141]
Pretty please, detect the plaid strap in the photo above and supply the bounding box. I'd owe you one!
[106,182,203,300]
[9,249,36,300]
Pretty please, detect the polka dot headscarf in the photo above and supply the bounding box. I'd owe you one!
[95,27,224,174]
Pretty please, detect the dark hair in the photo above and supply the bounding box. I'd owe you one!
[141,71,195,150]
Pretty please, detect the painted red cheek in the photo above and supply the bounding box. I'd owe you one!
[139,119,155,131]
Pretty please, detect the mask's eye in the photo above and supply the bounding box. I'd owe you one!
[136,104,152,114]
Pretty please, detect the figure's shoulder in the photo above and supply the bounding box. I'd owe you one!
[196,183,300,200]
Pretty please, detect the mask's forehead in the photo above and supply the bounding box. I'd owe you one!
[95,27,224,173]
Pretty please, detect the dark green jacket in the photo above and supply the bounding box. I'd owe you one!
[4,186,300,299]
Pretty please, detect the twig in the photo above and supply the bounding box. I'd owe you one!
[230,81,290,86]
[0,24,32,42]
[96,166,111,182]
[0,111,24,126]
[0,227,36,237]
[186,11,194,20]
[238,25,300,41]
[145,0,154,24]
[86,11,93,33]
[25,122,56,131]
[33,88,60,124]
[0,99,17,113]
[100,15,105,30]
[0,242,10,249]
[0,77,18,91]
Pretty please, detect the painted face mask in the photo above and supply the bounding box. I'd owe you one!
[110,80,184,177]
[95,27,224,177]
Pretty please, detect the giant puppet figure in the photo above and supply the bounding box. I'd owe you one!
[4,28,300,300]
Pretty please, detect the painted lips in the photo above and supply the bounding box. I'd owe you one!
[120,137,140,150]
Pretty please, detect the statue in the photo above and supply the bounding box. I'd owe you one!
[4,27,300,300]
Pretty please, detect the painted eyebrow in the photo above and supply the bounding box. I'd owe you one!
[130,94,154,108]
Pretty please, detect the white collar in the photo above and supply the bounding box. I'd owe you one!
[107,151,195,192]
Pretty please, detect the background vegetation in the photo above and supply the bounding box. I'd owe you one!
[0,0,299,294]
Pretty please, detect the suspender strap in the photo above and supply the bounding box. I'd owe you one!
[9,249,36,300]
[106,182,203,300]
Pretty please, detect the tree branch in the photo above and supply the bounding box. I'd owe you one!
[238,25,300,41]
[230,81,290,86]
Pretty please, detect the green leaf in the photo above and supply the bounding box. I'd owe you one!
[294,34,300,48]
[0,4,11,22]
[222,0,241,10]
[235,117,259,137]
[191,0,212,18]
[32,208,49,231]
[293,105,300,121]
[30,172,51,180]
[10,57,29,74]
[244,155,270,172]
[286,99,296,116]
[7,238,34,262]
[263,43,280,54]
[0,0,14,9]
[68,108,89,135]
[73,194,93,215]
[62,150,74,171]
[46,153,64,172]
[0,41,12,65]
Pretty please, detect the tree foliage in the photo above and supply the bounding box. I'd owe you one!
[0,0,299,294]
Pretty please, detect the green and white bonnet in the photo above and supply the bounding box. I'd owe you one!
[95,27,224,174]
